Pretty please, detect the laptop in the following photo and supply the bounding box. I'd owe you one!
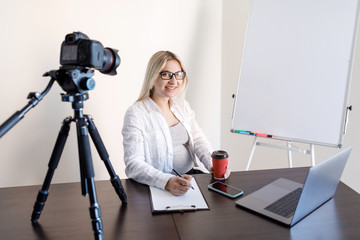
[235,146,352,227]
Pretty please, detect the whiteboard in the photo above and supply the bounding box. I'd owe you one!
[231,0,359,147]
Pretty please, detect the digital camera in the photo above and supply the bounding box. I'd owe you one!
[60,32,120,75]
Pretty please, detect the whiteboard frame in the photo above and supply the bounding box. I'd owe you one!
[231,0,359,148]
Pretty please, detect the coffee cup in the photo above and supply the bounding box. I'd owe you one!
[211,150,229,180]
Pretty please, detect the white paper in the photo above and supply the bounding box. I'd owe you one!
[149,177,209,212]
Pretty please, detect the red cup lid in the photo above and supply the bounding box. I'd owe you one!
[211,150,229,159]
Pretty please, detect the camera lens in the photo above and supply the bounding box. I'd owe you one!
[100,48,121,75]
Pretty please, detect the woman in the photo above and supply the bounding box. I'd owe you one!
[122,51,213,196]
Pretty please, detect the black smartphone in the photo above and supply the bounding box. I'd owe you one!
[208,181,244,198]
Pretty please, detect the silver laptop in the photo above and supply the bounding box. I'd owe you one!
[235,147,352,227]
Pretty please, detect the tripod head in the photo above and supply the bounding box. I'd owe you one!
[0,66,95,138]
[45,66,96,94]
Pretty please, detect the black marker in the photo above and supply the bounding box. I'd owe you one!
[172,169,194,190]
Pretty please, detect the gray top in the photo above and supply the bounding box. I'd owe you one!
[169,122,194,174]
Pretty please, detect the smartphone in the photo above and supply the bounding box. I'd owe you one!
[208,181,244,198]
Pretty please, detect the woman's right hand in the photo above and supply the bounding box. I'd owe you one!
[165,175,192,196]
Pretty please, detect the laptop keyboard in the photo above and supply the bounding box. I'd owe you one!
[264,187,302,218]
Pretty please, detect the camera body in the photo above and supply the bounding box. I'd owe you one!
[60,32,120,76]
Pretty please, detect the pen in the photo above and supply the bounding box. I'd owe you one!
[172,169,194,190]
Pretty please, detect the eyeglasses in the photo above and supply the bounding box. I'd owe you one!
[159,71,186,80]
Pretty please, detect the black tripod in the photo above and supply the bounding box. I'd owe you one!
[31,92,127,240]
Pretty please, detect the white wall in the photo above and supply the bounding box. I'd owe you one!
[1,0,358,195]
[222,0,360,193]
[0,0,221,187]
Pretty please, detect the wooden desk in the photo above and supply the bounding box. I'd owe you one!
[0,168,359,240]
[0,178,177,240]
[173,168,360,240]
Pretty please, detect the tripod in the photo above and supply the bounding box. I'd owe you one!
[31,92,127,240]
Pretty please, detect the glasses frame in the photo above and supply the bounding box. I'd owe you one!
[159,71,186,80]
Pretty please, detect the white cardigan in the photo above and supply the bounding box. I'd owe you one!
[122,98,213,189]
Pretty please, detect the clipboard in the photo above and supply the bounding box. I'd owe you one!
[149,177,209,213]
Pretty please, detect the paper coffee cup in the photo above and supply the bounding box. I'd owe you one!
[211,150,229,180]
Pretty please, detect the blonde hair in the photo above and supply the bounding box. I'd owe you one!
[137,51,188,102]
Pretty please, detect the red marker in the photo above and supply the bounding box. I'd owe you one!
[255,133,272,138]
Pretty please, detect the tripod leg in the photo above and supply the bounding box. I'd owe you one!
[76,117,103,240]
[31,117,72,223]
[86,115,127,204]
[87,178,104,240]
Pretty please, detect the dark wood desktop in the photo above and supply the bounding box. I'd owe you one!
[0,168,359,240]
